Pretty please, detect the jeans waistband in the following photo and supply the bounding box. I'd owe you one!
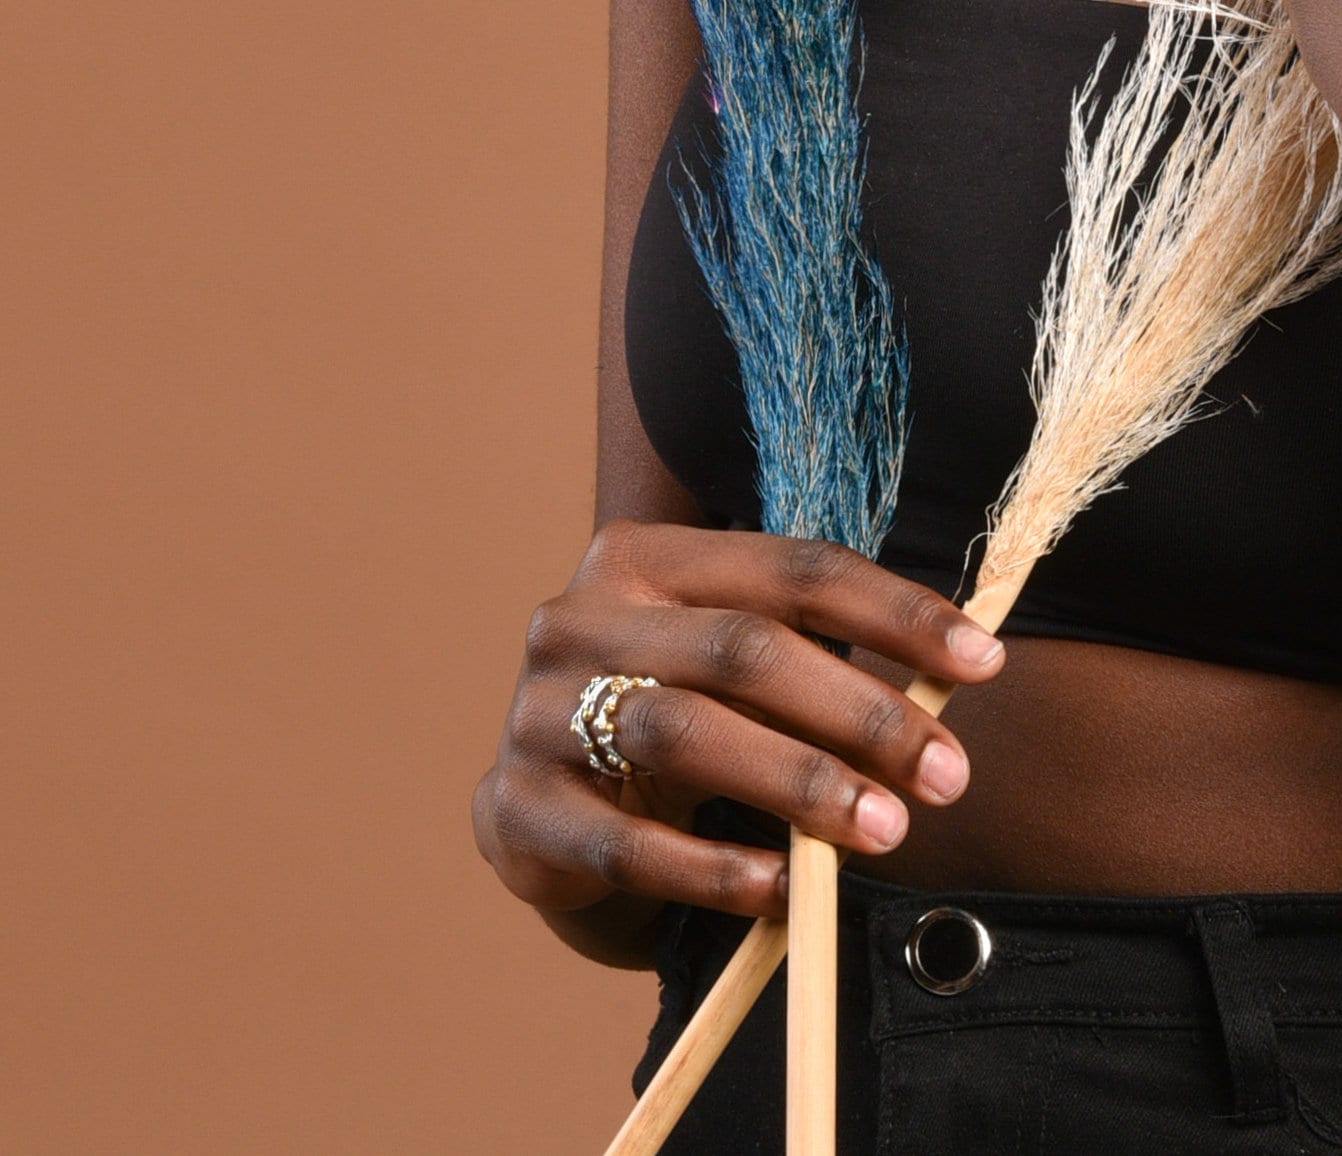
[693,801,1342,1125]
[858,886,1342,1030]
[851,880,1342,1124]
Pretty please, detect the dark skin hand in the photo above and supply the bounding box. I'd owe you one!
[473,1,1342,969]
[472,523,1006,964]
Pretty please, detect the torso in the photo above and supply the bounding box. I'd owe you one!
[625,0,1342,895]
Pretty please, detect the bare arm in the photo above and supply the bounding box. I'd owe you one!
[595,2,705,529]
[1287,0,1342,114]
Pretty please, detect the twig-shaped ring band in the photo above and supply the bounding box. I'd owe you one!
[570,674,660,778]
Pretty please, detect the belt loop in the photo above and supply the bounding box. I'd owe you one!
[1192,901,1285,1123]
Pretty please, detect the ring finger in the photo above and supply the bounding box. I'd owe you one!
[608,682,910,855]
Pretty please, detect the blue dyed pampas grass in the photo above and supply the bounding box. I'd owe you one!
[675,0,908,561]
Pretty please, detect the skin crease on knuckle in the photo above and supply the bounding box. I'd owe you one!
[589,821,652,894]
[889,584,952,645]
[788,748,851,819]
[523,596,582,674]
[853,690,908,754]
[472,766,544,891]
[477,758,549,859]
[703,610,788,690]
[711,844,768,911]
[469,769,503,868]
[575,516,656,588]
[502,691,558,756]
[780,536,860,594]
[619,687,705,766]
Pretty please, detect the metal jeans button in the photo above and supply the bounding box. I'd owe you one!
[905,906,993,996]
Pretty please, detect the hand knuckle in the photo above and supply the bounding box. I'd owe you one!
[590,824,644,891]
[470,771,502,859]
[505,694,554,752]
[704,611,784,687]
[892,587,947,638]
[478,771,534,857]
[579,518,648,581]
[790,749,843,814]
[856,693,907,749]
[711,846,756,908]
[524,597,576,669]
[783,538,856,591]
[623,688,700,764]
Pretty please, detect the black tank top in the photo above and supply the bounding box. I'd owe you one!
[624,0,1342,682]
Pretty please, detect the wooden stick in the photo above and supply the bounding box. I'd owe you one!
[782,572,1028,1152]
[605,579,1027,1156]
[908,576,1029,705]
[603,916,788,1156]
[786,829,838,1156]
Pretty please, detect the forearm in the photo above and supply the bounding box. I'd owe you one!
[1287,0,1342,114]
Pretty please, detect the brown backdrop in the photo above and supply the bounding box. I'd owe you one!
[3,3,657,1152]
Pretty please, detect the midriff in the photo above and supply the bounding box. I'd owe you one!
[847,637,1342,894]
[743,638,1342,895]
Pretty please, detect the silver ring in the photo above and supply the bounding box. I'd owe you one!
[905,907,993,996]
[570,674,659,778]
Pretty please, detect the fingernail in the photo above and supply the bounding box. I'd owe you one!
[950,624,1003,666]
[855,792,907,848]
[919,740,969,800]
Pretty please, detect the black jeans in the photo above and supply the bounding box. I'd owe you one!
[634,817,1342,1153]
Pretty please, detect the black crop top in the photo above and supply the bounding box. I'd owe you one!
[625,0,1342,682]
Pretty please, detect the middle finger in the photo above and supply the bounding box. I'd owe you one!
[582,601,972,806]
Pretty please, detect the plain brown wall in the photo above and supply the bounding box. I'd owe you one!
[3,3,657,1152]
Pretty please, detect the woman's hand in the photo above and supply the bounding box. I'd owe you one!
[471,520,1005,942]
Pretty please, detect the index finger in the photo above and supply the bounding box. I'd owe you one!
[582,521,1005,684]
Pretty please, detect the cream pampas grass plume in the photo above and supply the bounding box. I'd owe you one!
[966,0,1342,625]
